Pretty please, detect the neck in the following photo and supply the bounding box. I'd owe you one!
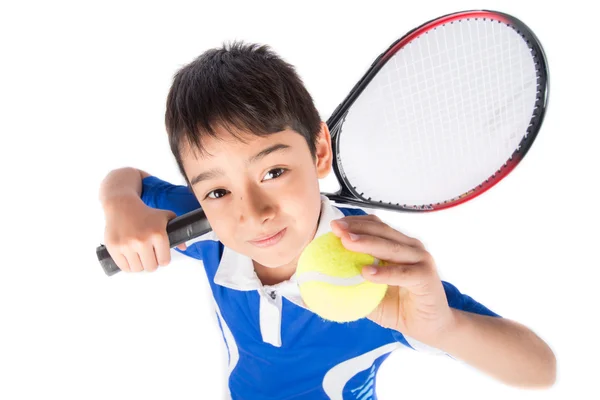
[253,257,298,286]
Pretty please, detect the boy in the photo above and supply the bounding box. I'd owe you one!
[99,42,556,399]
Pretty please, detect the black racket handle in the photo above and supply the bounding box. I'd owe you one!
[96,208,211,276]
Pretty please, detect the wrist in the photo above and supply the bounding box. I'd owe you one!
[101,191,145,213]
[98,168,144,211]
[421,308,463,350]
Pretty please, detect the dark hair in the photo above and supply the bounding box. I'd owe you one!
[165,41,322,183]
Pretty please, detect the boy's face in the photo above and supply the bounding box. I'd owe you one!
[182,123,332,269]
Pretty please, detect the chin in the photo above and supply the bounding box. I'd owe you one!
[252,253,295,269]
[251,244,302,269]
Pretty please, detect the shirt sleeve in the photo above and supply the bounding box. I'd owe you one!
[140,175,200,217]
[442,281,501,318]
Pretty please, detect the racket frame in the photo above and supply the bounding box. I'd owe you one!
[327,9,549,212]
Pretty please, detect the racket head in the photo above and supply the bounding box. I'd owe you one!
[327,10,549,212]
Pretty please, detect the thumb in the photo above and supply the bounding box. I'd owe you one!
[176,242,188,251]
[163,209,177,220]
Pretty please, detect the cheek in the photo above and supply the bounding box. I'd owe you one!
[284,170,322,229]
[202,207,237,244]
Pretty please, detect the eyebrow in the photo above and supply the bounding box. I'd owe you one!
[189,143,291,186]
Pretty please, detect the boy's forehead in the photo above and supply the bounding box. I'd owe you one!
[186,127,302,160]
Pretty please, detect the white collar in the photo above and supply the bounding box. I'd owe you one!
[213,195,346,303]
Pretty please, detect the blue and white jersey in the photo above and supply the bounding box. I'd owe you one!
[141,176,501,400]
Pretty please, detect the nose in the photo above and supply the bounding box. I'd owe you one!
[237,184,277,226]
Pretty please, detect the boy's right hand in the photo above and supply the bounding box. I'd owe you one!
[102,195,187,273]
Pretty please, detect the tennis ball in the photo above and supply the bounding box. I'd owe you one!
[296,232,388,323]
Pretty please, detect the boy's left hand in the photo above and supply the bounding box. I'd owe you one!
[331,215,455,345]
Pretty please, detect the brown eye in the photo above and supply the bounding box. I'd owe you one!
[263,168,287,181]
[206,189,229,199]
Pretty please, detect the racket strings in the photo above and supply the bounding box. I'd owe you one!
[339,18,541,207]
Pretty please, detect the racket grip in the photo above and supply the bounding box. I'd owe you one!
[96,208,212,276]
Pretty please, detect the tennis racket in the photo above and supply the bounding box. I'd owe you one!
[97,9,549,276]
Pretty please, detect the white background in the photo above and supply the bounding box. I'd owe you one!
[1,0,598,399]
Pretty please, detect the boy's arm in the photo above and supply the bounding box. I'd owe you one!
[331,216,556,389]
[431,309,556,388]
[99,167,190,273]
[395,282,555,388]
[429,282,556,388]
[99,167,149,210]
[100,167,201,216]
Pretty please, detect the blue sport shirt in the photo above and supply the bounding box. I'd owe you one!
[140,176,501,400]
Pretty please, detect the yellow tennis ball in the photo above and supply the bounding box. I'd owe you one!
[296,232,388,323]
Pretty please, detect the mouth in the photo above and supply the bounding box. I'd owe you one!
[248,228,287,248]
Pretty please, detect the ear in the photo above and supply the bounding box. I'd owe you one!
[314,121,333,179]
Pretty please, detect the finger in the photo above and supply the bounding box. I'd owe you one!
[338,217,422,248]
[125,251,144,272]
[331,217,423,248]
[138,245,159,272]
[362,262,434,290]
[330,215,381,231]
[176,242,187,251]
[112,253,131,273]
[330,216,380,237]
[340,233,428,265]
[153,235,172,266]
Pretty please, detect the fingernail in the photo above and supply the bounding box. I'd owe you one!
[364,265,378,275]
[334,219,348,229]
[349,233,360,241]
